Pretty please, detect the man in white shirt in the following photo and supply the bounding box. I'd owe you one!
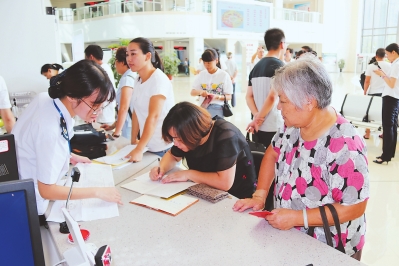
[225,52,238,107]
[84,45,116,124]
[363,48,391,139]
[364,49,391,96]
[0,76,15,133]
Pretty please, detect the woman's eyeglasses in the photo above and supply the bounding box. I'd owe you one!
[80,98,110,115]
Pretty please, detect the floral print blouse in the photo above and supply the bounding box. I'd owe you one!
[271,115,369,256]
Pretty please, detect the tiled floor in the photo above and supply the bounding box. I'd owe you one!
[171,72,399,265]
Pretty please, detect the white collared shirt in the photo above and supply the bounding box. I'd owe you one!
[12,92,74,215]
[382,58,399,99]
[0,76,12,109]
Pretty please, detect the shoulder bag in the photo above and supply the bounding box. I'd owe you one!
[246,132,266,152]
[307,204,345,254]
[222,94,233,117]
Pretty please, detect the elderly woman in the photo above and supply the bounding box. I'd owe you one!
[234,57,369,260]
[149,102,256,199]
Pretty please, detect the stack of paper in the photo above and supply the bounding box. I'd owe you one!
[121,172,196,198]
[47,163,119,222]
[93,145,148,166]
[131,194,199,216]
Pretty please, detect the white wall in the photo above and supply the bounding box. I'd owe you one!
[322,0,361,72]
[0,0,61,93]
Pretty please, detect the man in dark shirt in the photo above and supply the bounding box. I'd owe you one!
[246,28,287,148]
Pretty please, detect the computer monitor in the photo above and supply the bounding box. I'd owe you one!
[0,134,19,182]
[0,179,45,265]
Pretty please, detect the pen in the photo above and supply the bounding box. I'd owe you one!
[157,158,161,182]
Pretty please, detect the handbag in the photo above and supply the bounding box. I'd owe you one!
[222,94,233,117]
[246,132,266,152]
[187,183,229,203]
[71,124,108,159]
[71,123,106,145]
[307,204,345,254]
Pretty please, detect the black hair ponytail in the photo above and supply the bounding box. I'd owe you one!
[41,63,64,74]
[48,60,115,104]
[48,71,67,99]
[153,51,164,72]
[130,37,164,72]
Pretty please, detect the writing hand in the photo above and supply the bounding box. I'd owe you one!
[149,166,164,181]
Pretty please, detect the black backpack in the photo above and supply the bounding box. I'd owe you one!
[360,72,366,90]
[70,124,107,159]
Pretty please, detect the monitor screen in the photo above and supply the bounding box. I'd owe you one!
[0,179,45,265]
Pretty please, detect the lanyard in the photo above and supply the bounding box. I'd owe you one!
[53,100,71,153]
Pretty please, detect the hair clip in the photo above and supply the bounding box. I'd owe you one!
[49,70,67,87]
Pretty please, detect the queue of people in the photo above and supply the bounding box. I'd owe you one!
[12,31,399,263]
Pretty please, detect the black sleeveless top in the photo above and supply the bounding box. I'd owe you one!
[171,118,256,199]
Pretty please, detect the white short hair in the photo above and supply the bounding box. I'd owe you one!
[272,55,332,109]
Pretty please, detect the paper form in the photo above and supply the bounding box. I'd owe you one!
[121,171,196,198]
[93,145,148,166]
[131,194,199,216]
[46,163,119,222]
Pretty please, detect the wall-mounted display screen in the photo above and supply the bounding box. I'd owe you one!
[216,1,270,33]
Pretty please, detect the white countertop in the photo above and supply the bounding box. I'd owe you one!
[46,154,366,266]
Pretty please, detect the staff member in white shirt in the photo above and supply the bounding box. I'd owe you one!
[126,37,175,162]
[12,60,122,215]
[373,43,399,164]
[0,76,15,133]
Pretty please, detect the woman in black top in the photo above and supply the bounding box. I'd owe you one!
[149,102,256,199]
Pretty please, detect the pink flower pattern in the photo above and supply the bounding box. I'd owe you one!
[272,115,369,256]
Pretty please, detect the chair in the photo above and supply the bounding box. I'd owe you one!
[251,151,274,211]
[340,93,372,123]
[367,96,382,126]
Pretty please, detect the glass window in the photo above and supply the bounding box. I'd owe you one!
[385,35,397,46]
[373,28,386,35]
[363,29,372,35]
[362,36,372,54]
[373,0,389,28]
[387,0,399,27]
[363,0,374,29]
[372,35,386,52]
[361,0,398,54]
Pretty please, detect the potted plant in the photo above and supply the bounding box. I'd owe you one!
[161,53,181,80]
[338,59,345,72]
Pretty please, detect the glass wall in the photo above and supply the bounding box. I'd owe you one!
[361,0,399,53]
